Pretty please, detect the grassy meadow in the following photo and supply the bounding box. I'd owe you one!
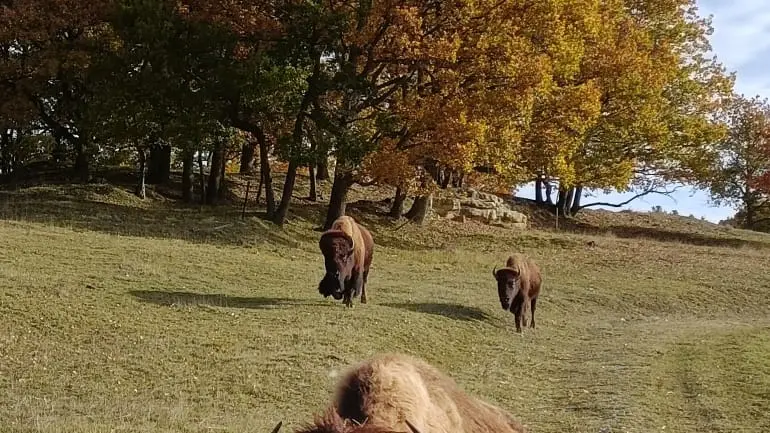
[1,172,769,433]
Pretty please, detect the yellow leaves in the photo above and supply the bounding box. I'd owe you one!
[511,0,734,193]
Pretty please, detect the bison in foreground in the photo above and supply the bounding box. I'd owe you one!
[318,215,374,307]
[290,353,527,433]
[492,253,542,333]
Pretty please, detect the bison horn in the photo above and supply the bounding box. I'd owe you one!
[270,421,283,433]
[405,420,422,433]
[492,265,497,278]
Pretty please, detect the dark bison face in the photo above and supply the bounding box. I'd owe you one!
[319,233,355,299]
[493,267,520,310]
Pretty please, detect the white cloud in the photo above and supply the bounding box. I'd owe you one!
[697,0,770,97]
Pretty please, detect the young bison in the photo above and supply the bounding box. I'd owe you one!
[492,253,542,333]
[280,353,526,433]
[318,215,374,307]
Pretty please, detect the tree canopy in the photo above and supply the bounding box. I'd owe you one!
[3,0,761,229]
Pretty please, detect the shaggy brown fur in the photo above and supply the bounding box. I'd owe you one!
[318,216,374,307]
[493,253,542,333]
[294,353,527,433]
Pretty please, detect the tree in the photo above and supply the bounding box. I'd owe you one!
[702,94,770,228]
[521,0,733,216]
[346,0,603,225]
[0,0,116,182]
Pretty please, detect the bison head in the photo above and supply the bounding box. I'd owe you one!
[493,266,521,310]
[318,231,356,299]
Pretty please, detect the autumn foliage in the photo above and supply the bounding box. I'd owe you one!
[1,0,764,228]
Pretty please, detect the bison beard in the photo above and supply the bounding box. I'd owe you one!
[318,269,345,300]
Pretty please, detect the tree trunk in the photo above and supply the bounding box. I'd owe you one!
[0,131,8,178]
[147,144,171,184]
[316,157,330,181]
[452,172,464,188]
[565,187,575,215]
[182,149,194,203]
[323,168,354,230]
[218,150,227,198]
[390,186,407,218]
[535,173,544,204]
[570,185,583,215]
[52,136,66,164]
[425,159,440,184]
[206,144,225,205]
[545,179,554,205]
[197,151,207,204]
[240,140,257,174]
[557,187,575,216]
[745,199,756,228]
[308,165,318,201]
[256,127,275,217]
[440,169,452,189]
[135,147,147,199]
[74,141,89,183]
[272,53,318,226]
[405,194,433,225]
[273,160,299,225]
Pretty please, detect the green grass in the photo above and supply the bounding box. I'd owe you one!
[1,178,769,433]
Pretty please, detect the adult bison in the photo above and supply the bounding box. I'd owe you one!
[318,215,374,307]
[492,253,542,333]
[284,353,527,433]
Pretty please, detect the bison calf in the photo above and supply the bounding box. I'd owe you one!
[492,253,542,333]
[318,215,374,307]
[282,353,526,433]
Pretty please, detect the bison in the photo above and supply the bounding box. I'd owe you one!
[318,215,374,307]
[278,353,526,433]
[492,253,542,333]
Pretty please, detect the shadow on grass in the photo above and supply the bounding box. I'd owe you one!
[128,289,331,309]
[508,196,770,250]
[571,221,770,250]
[0,185,321,249]
[383,302,496,323]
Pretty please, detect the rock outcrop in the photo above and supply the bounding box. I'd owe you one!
[433,188,528,229]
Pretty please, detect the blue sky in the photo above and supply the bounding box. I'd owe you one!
[514,0,770,223]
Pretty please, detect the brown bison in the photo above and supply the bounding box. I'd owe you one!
[318,215,374,307]
[276,353,526,433]
[492,253,542,333]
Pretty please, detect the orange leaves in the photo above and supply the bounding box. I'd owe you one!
[175,0,283,40]
[0,0,112,41]
[360,140,419,191]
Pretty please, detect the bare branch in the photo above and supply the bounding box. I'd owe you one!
[578,185,682,210]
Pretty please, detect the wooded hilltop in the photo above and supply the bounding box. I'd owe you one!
[3,0,770,230]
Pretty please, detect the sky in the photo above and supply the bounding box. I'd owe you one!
[514,0,770,223]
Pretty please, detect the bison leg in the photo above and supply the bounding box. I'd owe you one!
[342,292,353,308]
[348,271,364,304]
[520,297,529,328]
[513,312,522,333]
[530,297,537,328]
[512,302,523,333]
[360,269,369,304]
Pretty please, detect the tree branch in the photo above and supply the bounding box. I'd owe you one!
[578,185,682,210]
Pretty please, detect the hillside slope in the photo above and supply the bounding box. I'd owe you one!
[0,180,769,433]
